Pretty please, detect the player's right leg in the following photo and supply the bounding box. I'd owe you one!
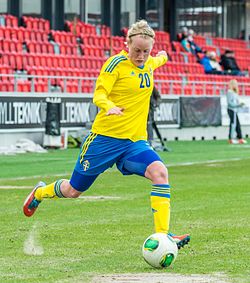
[23,132,101,217]
[23,180,73,216]
[23,133,125,217]
[23,181,46,217]
[23,175,99,217]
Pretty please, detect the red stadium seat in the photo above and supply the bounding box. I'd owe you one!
[5,15,18,27]
[0,80,14,92]
[17,80,31,92]
[0,14,249,96]
[35,82,49,92]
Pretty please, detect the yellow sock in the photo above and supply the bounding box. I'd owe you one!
[150,184,170,233]
[34,180,65,201]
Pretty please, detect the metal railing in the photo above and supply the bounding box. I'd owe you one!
[0,73,250,96]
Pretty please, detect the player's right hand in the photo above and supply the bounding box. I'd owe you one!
[106,107,124,116]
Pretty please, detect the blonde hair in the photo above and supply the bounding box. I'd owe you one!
[126,20,155,44]
[228,79,239,93]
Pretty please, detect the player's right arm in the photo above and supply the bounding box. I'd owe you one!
[93,72,117,112]
[106,106,124,116]
[93,72,124,115]
[93,55,126,115]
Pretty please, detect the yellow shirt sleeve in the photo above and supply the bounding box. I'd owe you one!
[93,55,124,112]
[149,54,168,70]
[93,72,117,112]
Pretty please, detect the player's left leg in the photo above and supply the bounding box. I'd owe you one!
[117,142,190,249]
[145,160,190,248]
[117,146,170,233]
[144,159,170,234]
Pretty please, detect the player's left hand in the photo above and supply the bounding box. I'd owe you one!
[156,51,168,58]
[106,106,124,116]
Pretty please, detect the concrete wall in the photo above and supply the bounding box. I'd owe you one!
[159,125,250,141]
[1,125,250,148]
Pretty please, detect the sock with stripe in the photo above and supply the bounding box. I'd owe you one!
[34,179,66,201]
[150,184,170,233]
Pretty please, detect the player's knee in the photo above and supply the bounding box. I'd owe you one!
[153,168,168,183]
[68,189,81,198]
[145,161,168,183]
[61,180,81,198]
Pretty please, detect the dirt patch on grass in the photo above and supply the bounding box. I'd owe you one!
[91,273,230,283]
[78,196,121,201]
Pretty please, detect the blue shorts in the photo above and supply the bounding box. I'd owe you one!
[70,133,162,192]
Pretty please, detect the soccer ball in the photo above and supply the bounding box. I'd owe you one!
[142,232,178,268]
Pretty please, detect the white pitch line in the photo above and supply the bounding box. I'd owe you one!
[0,173,69,181]
[0,185,33,189]
[1,157,250,185]
[166,157,245,167]
[78,195,121,200]
[60,195,121,200]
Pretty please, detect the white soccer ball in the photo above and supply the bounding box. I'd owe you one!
[142,232,178,268]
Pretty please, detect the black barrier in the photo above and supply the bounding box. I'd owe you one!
[45,99,61,136]
[0,95,93,129]
[180,97,222,127]
[0,94,180,130]
[0,96,44,129]
[154,98,179,125]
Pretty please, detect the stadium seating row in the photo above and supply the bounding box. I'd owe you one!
[0,14,249,94]
[156,73,250,83]
[65,20,97,36]
[0,14,18,27]
[0,52,106,72]
[0,26,49,42]
[50,30,77,45]
[0,78,95,93]
[22,16,50,31]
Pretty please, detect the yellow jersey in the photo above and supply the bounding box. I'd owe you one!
[91,50,167,142]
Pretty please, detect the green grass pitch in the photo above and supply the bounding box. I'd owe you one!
[0,140,249,283]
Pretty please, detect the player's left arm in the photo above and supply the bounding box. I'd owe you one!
[156,50,168,59]
[150,51,168,70]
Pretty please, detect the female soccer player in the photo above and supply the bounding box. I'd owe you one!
[23,20,190,249]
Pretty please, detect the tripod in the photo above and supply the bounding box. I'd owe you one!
[148,111,171,152]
